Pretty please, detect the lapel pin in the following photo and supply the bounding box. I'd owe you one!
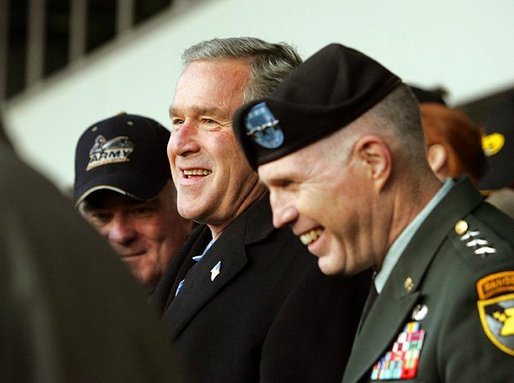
[412,304,428,321]
[404,277,415,293]
[210,261,222,281]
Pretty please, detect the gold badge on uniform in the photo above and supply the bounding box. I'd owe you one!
[476,271,514,356]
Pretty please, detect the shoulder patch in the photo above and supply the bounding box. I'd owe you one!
[477,271,514,300]
[477,291,514,356]
[477,272,514,356]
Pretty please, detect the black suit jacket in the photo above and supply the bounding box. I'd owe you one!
[342,178,514,383]
[154,195,371,383]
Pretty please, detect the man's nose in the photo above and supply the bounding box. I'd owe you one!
[270,192,298,228]
[168,121,200,157]
[105,217,137,245]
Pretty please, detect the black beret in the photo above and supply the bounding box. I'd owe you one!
[233,43,402,170]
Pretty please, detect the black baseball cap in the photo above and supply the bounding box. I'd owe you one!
[74,113,171,206]
[232,43,402,170]
[479,91,514,191]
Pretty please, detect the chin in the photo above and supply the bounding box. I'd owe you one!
[177,207,199,221]
[317,256,346,276]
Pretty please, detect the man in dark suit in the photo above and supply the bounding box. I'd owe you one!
[152,37,370,383]
[232,43,514,382]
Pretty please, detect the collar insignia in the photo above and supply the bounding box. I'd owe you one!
[411,304,428,321]
[456,220,497,258]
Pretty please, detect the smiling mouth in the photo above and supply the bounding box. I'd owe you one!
[183,169,212,178]
[120,251,145,259]
[299,229,323,245]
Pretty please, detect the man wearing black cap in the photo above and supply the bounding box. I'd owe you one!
[153,37,370,383]
[233,43,514,382]
[74,113,192,295]
[481,90,514,219]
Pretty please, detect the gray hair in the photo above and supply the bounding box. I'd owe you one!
[329,84,427,171]
[367,84,427,165]
[181,37,302,101]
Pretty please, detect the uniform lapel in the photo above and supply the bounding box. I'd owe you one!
[343,285,420,382]
[343,178,484,383]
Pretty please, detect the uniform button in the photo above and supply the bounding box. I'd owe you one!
[454,220,469,235]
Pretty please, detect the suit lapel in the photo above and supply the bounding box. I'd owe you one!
[163,232,248,338]
[162,196,273,339]
[164,226,212,310]
[343,178,484,382]
[151,225,207,313]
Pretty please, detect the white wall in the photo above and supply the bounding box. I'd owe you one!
[4,0,514,190]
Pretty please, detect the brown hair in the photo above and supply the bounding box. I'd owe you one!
[420,103,487,185]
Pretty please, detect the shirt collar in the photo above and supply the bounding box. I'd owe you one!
[374,178,454,293]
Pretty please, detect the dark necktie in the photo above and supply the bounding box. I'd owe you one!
[175,255,202,296]
[174,239,215,296]
[360,272,378,325]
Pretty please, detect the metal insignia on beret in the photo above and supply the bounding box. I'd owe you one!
[245,102,284,149]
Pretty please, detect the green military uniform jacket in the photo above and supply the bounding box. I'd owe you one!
[342,177,514,382]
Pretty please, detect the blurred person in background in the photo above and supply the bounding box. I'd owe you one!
[74,113,192,296]
[420,102,487,186]
[480,90,514,218]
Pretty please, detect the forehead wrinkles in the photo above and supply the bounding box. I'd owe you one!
[179,59,249,95]
[171,83,246,121]
[170,104,225,119]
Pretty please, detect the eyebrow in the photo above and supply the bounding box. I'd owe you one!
[170,105,223,119]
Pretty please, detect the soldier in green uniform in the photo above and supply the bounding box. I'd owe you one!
[232,43,514,382]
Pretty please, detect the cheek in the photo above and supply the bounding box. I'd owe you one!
[167,137,178,162]
[170,163,179,178]
[93,223,110,237]
[297,189,332,222]
[135,218,166,241]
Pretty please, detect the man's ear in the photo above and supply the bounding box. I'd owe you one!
[354,135,391,191]
[426,144,448,177]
